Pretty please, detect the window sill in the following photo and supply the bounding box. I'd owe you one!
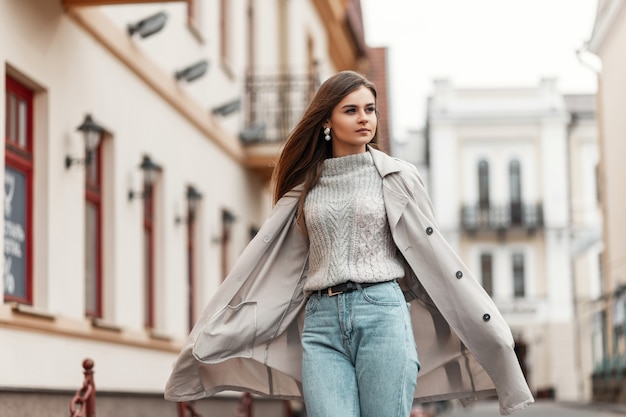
[149,328,173,342]
[0,306,181,353]
[10,302,55,321]
[91,317,122,332]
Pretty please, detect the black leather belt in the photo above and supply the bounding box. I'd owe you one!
[317,281,380,297]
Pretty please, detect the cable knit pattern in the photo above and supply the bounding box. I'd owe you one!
[304,151,405,291]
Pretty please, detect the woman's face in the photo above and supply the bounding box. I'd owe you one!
[325,86,377,158]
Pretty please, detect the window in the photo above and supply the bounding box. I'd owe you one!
[186,190,198,332]
[246,0,255,72]
[598,252,604,294]
[480,253,493,296]
[478,160,490,210]
[144,182,155,328]
[220,0,231,65]
[187,0,197,21]
[4,75,34,305]
[509,160,522,225]
[595,163,601,204]
[221,210,235,281]
[512,253,525,298]
[85,137,104,317]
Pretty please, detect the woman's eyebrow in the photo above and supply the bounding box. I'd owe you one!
[340,102,376,109]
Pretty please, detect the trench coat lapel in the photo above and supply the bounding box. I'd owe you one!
[368,146,409,229]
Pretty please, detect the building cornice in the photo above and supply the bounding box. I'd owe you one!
[311,0,366,70]
[588,0,626,54]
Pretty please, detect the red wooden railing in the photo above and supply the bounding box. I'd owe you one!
[69,359,96,417]
[178,401,203,417]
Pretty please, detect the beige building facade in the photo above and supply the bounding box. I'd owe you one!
[425,80,600,401]
[587,0,626,404]
[0,0,372,416]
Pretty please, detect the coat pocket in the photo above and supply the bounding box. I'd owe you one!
[192,301,257,363]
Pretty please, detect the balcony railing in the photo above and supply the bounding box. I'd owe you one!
[241,72,319,144]
[461,203,543,233]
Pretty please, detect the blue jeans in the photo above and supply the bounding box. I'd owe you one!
[301,280,420,417]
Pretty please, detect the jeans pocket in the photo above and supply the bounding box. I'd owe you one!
[305,295,321,316]
[362,281,403,306]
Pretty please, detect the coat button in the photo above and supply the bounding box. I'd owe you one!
[426,227,433,235]
[482,313,491,322]
[456,271,463,279]
[262,235,270,243]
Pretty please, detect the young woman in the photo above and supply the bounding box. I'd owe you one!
[165,71,534,416]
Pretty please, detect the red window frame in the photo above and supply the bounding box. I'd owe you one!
[85,141,103,317]
[144,183,155,328]
[4,75,34,305]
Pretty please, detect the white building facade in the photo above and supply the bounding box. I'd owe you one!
[424,79,601,401]
[0,1,368,416]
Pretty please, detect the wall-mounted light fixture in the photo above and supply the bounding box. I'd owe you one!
[175,186,203,225]
[128,155,162,200]
[66,114,104,169]
[212,210,237,244]
[239,123,266,144]
[211,98,241,116]
[127,12,168,38]
[175,60,209,83]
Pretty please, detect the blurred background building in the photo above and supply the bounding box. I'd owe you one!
[586,0,626,405]
[422,79,600,402]
[0,0,387,416]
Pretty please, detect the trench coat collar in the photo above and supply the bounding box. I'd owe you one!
[368,145,405,178]
[367,146,410,229]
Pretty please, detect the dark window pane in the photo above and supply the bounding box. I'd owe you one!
[4,167,28,300]
[85,202,99,316]
[513,253,525,297]
[480,253,493,296]
[478,160,490,210]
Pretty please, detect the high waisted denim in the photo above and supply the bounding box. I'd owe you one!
[301,280,420,417]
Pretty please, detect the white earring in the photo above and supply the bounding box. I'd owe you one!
[324,127,331,142]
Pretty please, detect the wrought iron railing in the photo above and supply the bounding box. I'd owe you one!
[241,72,319,144]
[461,203,543,233]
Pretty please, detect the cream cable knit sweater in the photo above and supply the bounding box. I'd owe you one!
[303,151,405,292]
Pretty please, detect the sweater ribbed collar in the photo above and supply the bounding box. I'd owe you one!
[322,151,373,177]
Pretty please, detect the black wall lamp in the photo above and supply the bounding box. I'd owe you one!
[211,98,241,116]
[66,114,104,169]
[175,186,203,225]
[127,12,168,38]
[175,60,209,83]
[128,155,162,200]
[212,210,237,244]
[239,123,266,144]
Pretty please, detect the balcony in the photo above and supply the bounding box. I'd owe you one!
[461,203,543,234]
[242,72,319,181]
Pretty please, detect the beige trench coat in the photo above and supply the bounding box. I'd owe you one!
[165,147,534,415]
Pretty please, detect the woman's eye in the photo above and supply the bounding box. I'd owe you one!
[366,107,376,113]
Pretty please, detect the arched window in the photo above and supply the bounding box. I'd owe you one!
[478,160,490,210]
[509,160,522,225]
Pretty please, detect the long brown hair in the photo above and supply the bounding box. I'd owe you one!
[272,70,379,233]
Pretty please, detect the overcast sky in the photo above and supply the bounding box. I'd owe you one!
[361,0,599,140]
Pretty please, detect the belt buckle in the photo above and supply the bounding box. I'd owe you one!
[327,288,343,296]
